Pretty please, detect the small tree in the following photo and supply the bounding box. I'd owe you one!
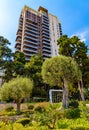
[0,77,33,113]
[42,56,81,108]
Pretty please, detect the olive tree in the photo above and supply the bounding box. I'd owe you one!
[0,77,33,113]
[42,56,81,108]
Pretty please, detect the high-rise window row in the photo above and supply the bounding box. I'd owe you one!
[15,6,62,61]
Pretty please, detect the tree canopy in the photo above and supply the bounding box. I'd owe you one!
[0,77,33,113]
[0,36,14,82]
[25,54,43,87]
[42,56,81,107]
[57,35,89,89]
[14,52,26,76]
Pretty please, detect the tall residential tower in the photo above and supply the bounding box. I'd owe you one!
[15,6,62,61]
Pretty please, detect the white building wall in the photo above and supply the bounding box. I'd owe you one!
[48,14,61,57]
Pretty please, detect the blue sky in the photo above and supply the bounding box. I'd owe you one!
[0,0,89,52]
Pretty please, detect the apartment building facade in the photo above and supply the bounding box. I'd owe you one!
[15,6,62,61]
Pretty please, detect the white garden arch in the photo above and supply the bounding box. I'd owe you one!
[49,89,63,103]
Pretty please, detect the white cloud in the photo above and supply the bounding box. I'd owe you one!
[72,29,89,42]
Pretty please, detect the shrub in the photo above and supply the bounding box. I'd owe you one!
[70,126,89,130]
[58,109,66,119]
[35,106,45,113]
[65,108,81,119]
[5,106,14,112]
[57,121,69,129]
[69,100,79,108]
[28,104,34,110]
[16,118,31,126]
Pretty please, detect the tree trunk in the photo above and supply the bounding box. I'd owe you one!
[62,87,66,108]
[64,79,69,108]
[17,102,21,113]
[78,79,85,102]
[62,79,69,108]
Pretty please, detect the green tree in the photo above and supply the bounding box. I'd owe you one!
[14,52,26,76]
[57,35,88,100]
[57,35,88,60]
[0,36,14,82]
[0,77,33,113]
[42,56,81,108]
[25,54,45,97]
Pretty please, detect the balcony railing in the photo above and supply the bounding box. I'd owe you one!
[42,41,50,45]
[24,43,38,49]
[24,39,38,45]
[26,17,38,24]
[42,31,49,35]
[43,53,51,57]
[25,28,38,35]
[43,48,51,53]
[25,24,38,31]
[42,34,50,39]
[42,25,49,30]
[25,21,38,28]
[42,28,49,32]
[43,45,51,49]
[23,48,38,53]
[24,31,38,38]
[42,37,50,42]
[42,23,49,28]
[24,36,38,41]
[25,27,38,34]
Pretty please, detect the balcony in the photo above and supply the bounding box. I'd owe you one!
[42,23,49,28]
[25,21,38,28]
[16,33,22,37]
[42,27,49,32]
[24,35,38,42]
[42,25,49,30]
[16,29,22,35]
[43,48,51,53]
[24,39,38,45]
[42,15,48,20]
[23,48,38,53]
[24,43,38,49]
[16,36,21,42]
[42,34,50,39]
[25,28,38,35]
[19,24,22,28]
[43,20,49,25]
[43,45,51,49]
[24,31,38,38]
[25,53,32,57]
[42,41,50,45]
[25,27,38,34]
[25,52,37,57]
[15,42,21,48]
[43,53,51,57]
[42,37,50,42]
[15,41,21,45]
[26,17,38,24]
[25,24,38,31]
[42,31,49,35]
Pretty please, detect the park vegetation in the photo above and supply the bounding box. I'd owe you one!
[0,35,89,129]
